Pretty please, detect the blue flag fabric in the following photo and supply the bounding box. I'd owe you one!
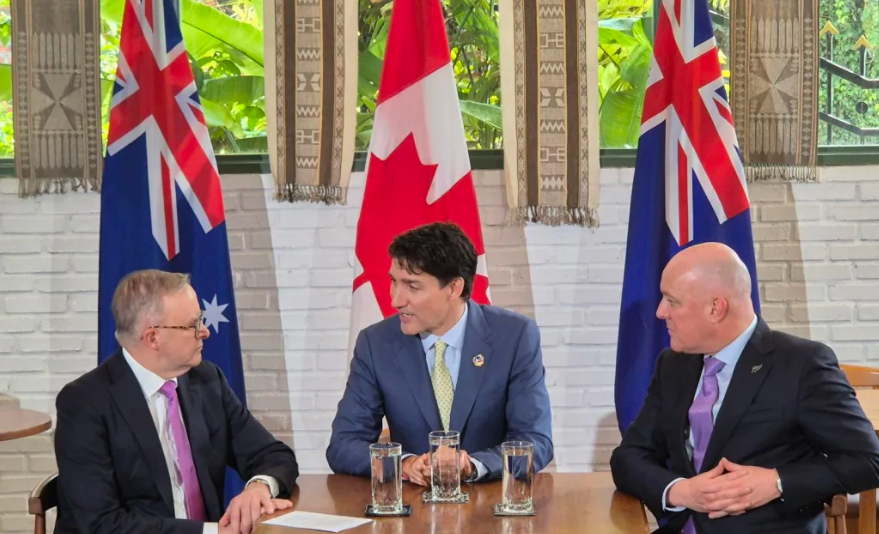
[97,0,245,504]
[614,0,761,435]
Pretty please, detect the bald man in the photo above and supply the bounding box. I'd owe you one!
[611,243,879,534]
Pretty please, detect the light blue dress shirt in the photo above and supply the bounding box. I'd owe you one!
[412,305,487,480]
[662,315,759,512]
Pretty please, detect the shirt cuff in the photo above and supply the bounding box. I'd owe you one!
[247,475,279,498]
[469,457,488,481]
[662,477,687,512]
[203,523,219,534]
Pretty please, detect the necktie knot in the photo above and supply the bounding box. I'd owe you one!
[160,380,177,400]
[435,339,448,358]
[703,357,725,377]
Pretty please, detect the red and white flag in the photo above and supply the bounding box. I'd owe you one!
[349,0,491,347]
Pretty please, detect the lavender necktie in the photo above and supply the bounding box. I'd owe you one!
[682,357,725,534]
[160,380,207,521]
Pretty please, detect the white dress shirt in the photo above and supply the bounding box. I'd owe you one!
[661,316,759,511]
[122,350,279,533]
[416,305,488,481]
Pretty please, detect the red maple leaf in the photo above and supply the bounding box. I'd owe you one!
[353,134,490,318]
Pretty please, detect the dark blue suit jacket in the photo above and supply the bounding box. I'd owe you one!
[54,350,299,534]
[327,301,553,480]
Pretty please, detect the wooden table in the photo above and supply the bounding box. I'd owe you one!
[256,472,648,534]
[0,408,51,442]
[855,389,879,534]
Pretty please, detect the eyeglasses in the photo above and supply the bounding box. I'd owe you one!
[150,310,204,339]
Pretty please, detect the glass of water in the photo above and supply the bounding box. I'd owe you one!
[429,430,463,502]
[500,441,534,513]
[370,442,403,514]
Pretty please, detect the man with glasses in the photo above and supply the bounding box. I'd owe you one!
[54,270,299,534]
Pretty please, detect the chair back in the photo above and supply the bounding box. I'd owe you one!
[28,472,57,534]
[826,493,847,534]
[841,364,879,389]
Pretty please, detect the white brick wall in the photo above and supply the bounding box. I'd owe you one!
[0,166,878,531]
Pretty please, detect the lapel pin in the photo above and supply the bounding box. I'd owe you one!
[751,364,763,374]
[472,354,485,367]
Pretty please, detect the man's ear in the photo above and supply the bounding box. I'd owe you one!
[448,277,465,300]
[710,297,730,323]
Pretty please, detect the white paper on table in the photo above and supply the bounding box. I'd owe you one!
[262,511,372,532]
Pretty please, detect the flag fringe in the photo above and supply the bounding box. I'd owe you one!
[18,176,100,198]
[275,183,347,205]
[745,164,817,183]
[512,205,600,228]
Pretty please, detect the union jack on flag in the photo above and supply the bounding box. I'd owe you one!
[614,0,761,434]
[97,0,245,500]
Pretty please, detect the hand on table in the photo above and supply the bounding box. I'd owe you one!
[219,481,293,534]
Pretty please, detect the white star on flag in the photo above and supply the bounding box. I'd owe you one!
[202,294,229,333]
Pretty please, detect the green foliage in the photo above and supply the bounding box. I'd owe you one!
[356,0,503,150]
[817,0,879,145]
[597,1,653,147]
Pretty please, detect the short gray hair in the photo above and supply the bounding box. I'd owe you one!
[112,270,191,341]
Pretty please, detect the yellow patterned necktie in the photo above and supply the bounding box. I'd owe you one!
[432,340,454,431]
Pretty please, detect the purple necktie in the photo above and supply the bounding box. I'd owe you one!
[682,357,725,534]
[160,380,207,522]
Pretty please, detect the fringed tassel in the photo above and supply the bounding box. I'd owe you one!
[513,205,600,228]
[18,175,100,198]
[275,183,347,205]
[745,164,818,183]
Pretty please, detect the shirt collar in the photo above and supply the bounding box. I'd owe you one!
[420,303,469,352]
[709,315,759,369]
[122,348,177,398]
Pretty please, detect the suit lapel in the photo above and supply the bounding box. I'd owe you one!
[700,319,774,473]
[176,373,221,521]
[107,351,175,515]
[672,354,704,477]
[450,302,493,433]
[396,333,443,431]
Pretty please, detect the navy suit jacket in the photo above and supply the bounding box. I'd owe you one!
[54,350,299,534]
[327,301,553,480]
[611,319,879,534]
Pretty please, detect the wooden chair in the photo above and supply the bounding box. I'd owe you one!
[841,364,879,390]
[841,364,879,534]
[827,494,848,534]
[28,472,58,534]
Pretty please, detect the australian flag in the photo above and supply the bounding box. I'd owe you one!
[614,0,761,434]
[97,0,245,501]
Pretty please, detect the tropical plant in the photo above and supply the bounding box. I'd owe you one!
[357,0,503,150]
[597,0,654,148]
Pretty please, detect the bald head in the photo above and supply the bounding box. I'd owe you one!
[666,242,752,304]
[656,243,756,354]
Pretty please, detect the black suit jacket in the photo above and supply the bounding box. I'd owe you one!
[611,319,879,534]
[54,350,299,534]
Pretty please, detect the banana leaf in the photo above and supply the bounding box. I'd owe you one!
[200,76,265,105]
[100,0,264,69]
[459,100,502,130]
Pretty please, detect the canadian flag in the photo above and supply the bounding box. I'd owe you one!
[349,0,491,350]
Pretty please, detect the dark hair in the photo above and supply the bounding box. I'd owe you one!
[388,222,477,299]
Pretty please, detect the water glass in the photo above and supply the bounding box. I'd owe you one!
[501,441,534,513]
[370,442,403,514]
[429,430,462,501]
